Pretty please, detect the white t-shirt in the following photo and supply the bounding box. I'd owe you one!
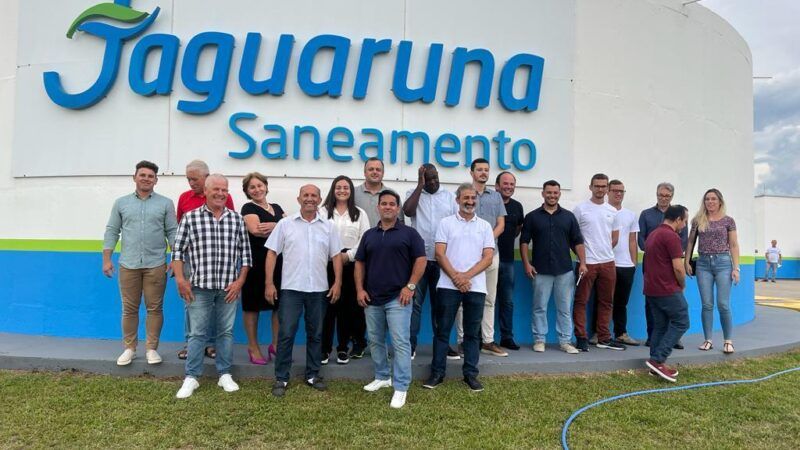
[765,246,781,264]
[573,200,620,264]
[435,213,495,294]
[612,207,640,268]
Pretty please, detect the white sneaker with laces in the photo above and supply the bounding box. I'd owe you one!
[390,390,407,409]
[176,377,200,398]
[116,349,136,366]
[363,378,392,392]
[146,349,162,364]
[533,342,546,353]
[218,374,240,392]
[560,343,580,354]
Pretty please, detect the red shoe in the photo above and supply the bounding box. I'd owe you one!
[645,359,677,382]
[248,348,268,365]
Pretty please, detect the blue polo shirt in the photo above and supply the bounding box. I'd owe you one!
[355,219,426,306]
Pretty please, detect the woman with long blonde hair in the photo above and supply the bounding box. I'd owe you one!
[685,188,739,354]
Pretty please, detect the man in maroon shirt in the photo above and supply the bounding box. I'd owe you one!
[643,205,689,382]
[175,160,235,360]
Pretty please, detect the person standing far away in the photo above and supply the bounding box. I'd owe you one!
[607,179,641,346]
[637,182,687,349]
[404,164,459,360]
[103,160,177,367]
[644,205,690,383]
[174,160,235,361]
[352,157,403,357]
[355,190,426,409]
[266,184,343,398]
[520,180,586,354]
[572,173,625,352]
[423,183,495,392]
[455,158,507,358]
[493,171,524,351]
[173,174,252,399]
[763,240,781,282]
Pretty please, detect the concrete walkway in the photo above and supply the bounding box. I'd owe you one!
[1,306,798,380]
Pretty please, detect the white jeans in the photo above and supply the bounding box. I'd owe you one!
[456,252,499,344]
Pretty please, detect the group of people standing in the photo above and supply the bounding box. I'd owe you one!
[102,157,741,406]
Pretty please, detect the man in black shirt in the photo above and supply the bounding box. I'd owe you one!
[494,171,524,350]
[520,180,587,354]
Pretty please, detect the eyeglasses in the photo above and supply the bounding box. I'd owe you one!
[610,189,626,194]
[657,194,673,198]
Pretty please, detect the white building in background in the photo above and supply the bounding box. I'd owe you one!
[0,0,758,342]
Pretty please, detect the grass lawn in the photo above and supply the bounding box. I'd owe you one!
[1,350,799,449]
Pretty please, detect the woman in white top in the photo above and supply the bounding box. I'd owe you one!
[320,175,371,365]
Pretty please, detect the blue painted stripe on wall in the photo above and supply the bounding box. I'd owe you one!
[753,259,800,280]
[0,250,755,344]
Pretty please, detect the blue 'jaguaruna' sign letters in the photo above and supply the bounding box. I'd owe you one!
[43,1,546,115]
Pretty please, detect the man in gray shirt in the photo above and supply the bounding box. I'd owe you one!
[456,158,507,357]
[354,157,404,227]
[103,160,177,367]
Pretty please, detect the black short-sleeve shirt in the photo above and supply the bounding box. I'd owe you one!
[497,198,524,262]
[520,205,584,276]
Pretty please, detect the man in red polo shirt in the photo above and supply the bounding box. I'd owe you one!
[175,160,234,360]
[643,205,689,382]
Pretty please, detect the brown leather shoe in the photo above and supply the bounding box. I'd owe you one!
[480,342,509,357]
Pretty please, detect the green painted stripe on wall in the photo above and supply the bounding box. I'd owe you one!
[0,239,109,252]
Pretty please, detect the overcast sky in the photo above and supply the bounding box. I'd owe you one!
[702,0,800,196]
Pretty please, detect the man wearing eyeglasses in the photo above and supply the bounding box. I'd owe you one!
[607,180,640,346]
[638,182,688,348]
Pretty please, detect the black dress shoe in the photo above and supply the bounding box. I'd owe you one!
[576,337,589,352]
[645,340,651,347]
[673,341,684,350]
[500,339,521,350]
[423,374,445,389]
[463,376,484,392]
[272,380,287,397]
[305,376,328,391]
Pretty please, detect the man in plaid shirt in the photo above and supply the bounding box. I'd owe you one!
[172,174,252,399]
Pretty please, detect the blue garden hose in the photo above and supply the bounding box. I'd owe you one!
[561,365,800,450]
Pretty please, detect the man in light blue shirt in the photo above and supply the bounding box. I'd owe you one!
[103,160,177,367]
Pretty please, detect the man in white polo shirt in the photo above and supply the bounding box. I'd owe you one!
[572,173,624,352]
[265,184,343,398]
[607,179,641,346]
[423,183,495,392]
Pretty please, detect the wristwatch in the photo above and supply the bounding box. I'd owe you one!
[406,283,416,291]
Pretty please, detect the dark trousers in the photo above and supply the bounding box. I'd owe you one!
[496,261,515,342]
[410,261,441,351]
[322,263,358,354]
[612,266,636,337]
[574,261,616,341]
[647,293,689,364]
[274,290,328,382]
[432,288,484,379]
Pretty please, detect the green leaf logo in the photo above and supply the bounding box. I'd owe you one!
[66,2,150,39]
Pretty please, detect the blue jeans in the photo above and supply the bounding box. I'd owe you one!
[532,271,575,344]
[185,287,237,378]
[646,293,689,363]
[765,262,778,281]
[432,288,484,379]
[365,298,413,391]
[410,261,441,351]
[496,261,515,342]
[274,290,328,383]
[183,261,215,347]
[696,253,733,340]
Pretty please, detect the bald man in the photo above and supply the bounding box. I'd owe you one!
[266,184,344,397]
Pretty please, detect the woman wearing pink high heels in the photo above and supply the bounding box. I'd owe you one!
[241,172,285,364]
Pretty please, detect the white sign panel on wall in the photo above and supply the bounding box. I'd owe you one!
[13,0,575,187]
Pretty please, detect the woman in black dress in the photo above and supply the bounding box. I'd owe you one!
[241,172,285,364]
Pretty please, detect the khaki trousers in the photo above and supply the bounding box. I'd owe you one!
[119,265,166,350]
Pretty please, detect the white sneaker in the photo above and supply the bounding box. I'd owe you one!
[146,349,162,364]
[363,378,392,392]
[560,343,580,354]
[218,374,240,392]
[390,390,407,409]
[116,349,136,366]
[176,377,200,399]
[533,342,546,353]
